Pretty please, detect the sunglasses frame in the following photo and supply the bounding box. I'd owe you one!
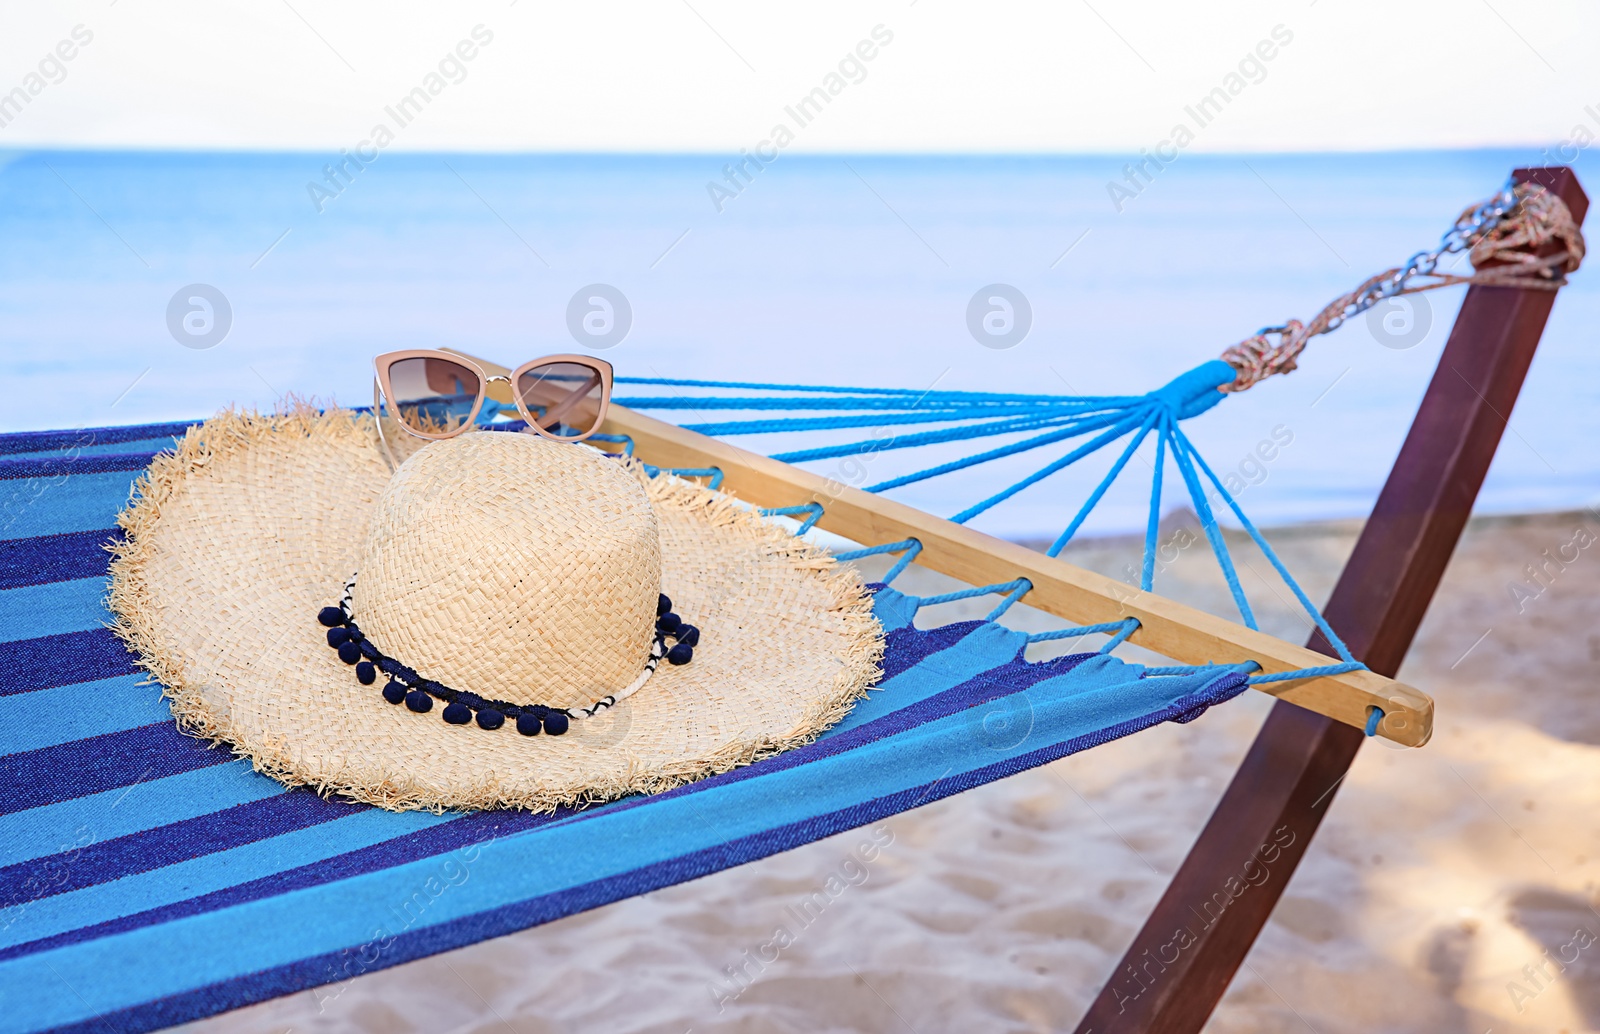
[372,349,614,468]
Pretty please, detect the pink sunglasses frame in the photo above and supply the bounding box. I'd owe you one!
[371,349,614,468]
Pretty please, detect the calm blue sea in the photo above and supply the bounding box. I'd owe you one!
[0,149,1593,539]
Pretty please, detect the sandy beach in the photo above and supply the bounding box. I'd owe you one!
[175,507,1600,1034]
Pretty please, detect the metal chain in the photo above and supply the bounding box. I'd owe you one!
[1326,178,1520,333]
[1220,179,1584,392]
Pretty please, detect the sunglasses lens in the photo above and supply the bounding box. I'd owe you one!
[385,357,481,435]
[517,362,606,440]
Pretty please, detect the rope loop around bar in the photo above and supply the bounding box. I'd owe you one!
[759,502,825,534]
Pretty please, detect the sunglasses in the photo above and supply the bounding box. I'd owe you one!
[372,350,614,467]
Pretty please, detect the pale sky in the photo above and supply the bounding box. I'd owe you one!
[1,0,1597,154]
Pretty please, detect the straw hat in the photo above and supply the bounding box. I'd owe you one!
[108,407,883,813]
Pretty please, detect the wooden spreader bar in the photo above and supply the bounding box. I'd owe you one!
[448,349,1434,747]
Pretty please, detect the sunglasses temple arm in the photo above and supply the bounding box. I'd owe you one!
[373,379,399,473]
[529,370,604,431]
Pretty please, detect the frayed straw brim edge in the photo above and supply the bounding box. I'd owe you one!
[106,406,885,814]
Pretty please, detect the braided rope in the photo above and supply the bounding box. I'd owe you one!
[1220,182,1586,392]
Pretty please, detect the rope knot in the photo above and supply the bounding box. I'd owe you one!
[1468,181,1586,282]
[1219,320,1306,393]
[1147,360,1239,417]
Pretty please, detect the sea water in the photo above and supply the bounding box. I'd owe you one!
[0,149,1593,539]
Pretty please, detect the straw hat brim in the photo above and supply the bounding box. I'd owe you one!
[108,408,884,813]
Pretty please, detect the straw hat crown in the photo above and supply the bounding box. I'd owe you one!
[350,432,661,708]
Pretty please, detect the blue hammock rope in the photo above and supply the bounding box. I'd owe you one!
[610,358,1368,698]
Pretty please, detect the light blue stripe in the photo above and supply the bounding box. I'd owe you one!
[0,579,110,640]
[0,660,1236,1032]
[0,810,455,953]
[827,621,1025,736]
[0,675,168,755]
[0,764,282,869]
[0,472,143,540]
[870,588,919,631]
[1028,653,1145,694]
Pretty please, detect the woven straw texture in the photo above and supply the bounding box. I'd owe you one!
[355,433,662,706]
[107,407,884,813]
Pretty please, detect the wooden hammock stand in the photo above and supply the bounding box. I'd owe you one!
[453,163,1587,1031]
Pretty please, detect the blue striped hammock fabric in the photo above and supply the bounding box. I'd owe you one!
[0,421,1250,1033]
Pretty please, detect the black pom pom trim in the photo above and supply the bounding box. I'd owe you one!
[319,591,704,733]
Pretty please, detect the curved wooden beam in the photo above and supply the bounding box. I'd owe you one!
[1073,164,1588,1034]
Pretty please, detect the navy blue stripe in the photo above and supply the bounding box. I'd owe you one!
[878,619,984,680]
[0,723,227,817]
[0,423,193,458]
[0,529,118,590]
[0,645,1091,959]
[0,453,157,482]
[0,793,367,911]
[0,629,137,697]
[54,671,1250,1034]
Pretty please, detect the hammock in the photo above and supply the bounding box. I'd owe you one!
[0,174,1579,1032]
